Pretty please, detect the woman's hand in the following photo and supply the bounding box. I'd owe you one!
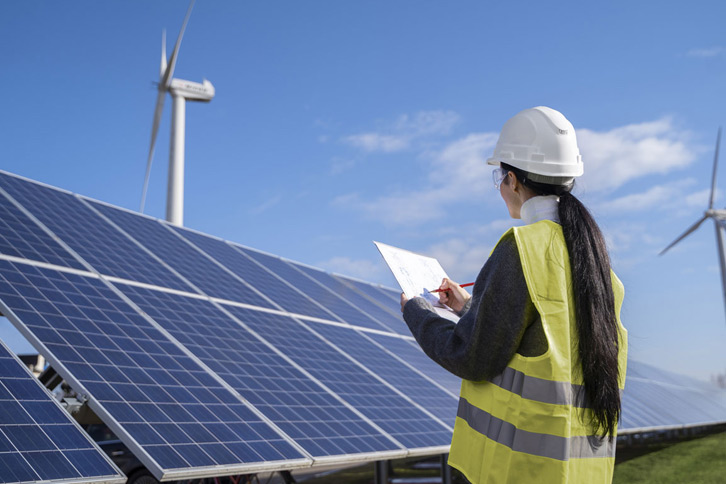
[400,292,409,313]
[437,278,471,313]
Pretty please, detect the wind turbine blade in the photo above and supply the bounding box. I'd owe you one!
[160,30,167,80]
[140,89,167,213]
[659,215,709,255]
[709,127,722,209]
[162,0,195,88]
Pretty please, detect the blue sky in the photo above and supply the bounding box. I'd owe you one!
[1,1,725,381]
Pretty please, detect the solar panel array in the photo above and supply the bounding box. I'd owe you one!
[0,337,125,484]
[0,170,725,481]
[0,171,455,481]
[620,360,726,433]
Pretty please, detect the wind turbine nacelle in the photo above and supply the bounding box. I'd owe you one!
[169,78,215,102]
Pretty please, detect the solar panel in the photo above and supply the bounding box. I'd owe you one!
[116,282,405,461]
[222,305,453,451]
[0,259,307,480]
[2,169,726,480]
[171,226,338,321]
[292,264,406,333]
[620,360,726,433]
[0,173,191,292]
[331,275,410,335]
[87,200,274,310]
[0,189,85,271]
[366,332,462,396]
[237,246,392,331]
[309,322,458,423]
[0,337,125,484]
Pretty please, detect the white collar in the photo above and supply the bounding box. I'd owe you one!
[520,195,560,225]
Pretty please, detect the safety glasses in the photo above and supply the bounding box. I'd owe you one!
[492,167,508,190]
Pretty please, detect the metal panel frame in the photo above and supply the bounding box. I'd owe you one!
[0,337,127,484]
[0,260,313,481]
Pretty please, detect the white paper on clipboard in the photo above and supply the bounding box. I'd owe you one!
[374,241,460,322]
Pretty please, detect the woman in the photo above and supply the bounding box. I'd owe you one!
[400,106,628,484]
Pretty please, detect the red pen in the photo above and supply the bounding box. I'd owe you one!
[429,282,474,293]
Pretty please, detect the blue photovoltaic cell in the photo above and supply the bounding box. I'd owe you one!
[238,247,387,330]
[117,283,400,458]
[366,333,462,397]
[371,285,405,306]
[332,275,409,335]
[0,186,84,271]
[291,264,405,333]
[0,338,124,484]
[171,227,333,320]
[88,201,274,309]
[620,360,726,431]
[309,323,457,424]
[0,173,191,292]
[0,260,303,478]
[223,305,452,449]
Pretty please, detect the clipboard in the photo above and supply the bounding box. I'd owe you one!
[374,241,460,322]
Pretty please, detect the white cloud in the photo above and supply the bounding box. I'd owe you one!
[598,179,697,213]
[336,115,700,228]
[686,46,725,58]
[599,185,673,213]
[317,256,387,281]
[330,157,356,175]
[393,110,460,136]
[427,238,494,283]
[248,195,281,215]
[336,132,498,226]
[577,117,698,193]
[342,110,460,153]
[684,187,717,209]
[602,222,662,254]
[597,178,718,216]
[343,133,409,153]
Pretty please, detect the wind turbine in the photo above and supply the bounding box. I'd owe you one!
[139,0,215,226]
[660,128,725,320]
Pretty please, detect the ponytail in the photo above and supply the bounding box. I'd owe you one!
[558,191,620,439]
[502,164,621,439]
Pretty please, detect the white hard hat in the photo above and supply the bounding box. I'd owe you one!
[486,106,583,184]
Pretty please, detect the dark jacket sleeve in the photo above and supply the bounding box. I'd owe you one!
[402,232,540,381]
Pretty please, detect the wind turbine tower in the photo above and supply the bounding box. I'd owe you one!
[140,0,214,226]
[660,128,726,322]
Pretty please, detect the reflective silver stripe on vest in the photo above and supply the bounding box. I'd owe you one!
[489,366,589,408]
[457,398,615,461]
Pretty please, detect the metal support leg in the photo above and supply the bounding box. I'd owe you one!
[374,460,389,484]
[440,453,452,484]
[279,470,296,483]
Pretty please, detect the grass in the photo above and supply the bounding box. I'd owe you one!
[613,432,726,484]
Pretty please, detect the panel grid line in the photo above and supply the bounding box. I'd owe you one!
[0,173,190,292]
[232,246,391,331]
[159,223,288,313]
[221,305,453,449]
[0,338,125,484]
[196,295,408,453]
[323,324,459,400]
[0,252,418,343]
[281,317,455,432]
[116,283,408,463]
[171,224,344,323]
[290,263,408,334]
[0,263,311,480]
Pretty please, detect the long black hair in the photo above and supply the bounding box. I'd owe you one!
[502,163,621,439]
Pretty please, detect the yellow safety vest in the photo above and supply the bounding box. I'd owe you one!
[448,220,628,484]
